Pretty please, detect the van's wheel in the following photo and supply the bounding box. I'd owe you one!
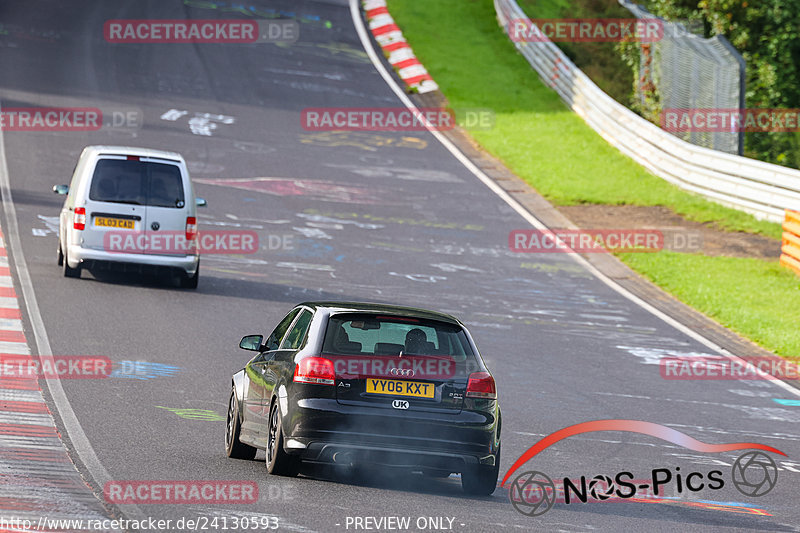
[225,387,257,460]
[179,263,199,289]
[461,446,500,495]
[266,402,300,477]
[62,245,81,278]
[57,237,64,266]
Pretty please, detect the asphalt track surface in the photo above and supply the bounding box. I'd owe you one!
[2,1,800,531]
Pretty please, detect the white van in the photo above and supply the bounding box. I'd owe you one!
[54,146,206,288]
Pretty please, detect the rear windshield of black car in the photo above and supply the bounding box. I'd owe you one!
[89,158,185,208]
[322,314,475,359]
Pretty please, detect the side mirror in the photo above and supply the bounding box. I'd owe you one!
[53,184,69,195]
[195,198,207,207]
[239,334,263,351]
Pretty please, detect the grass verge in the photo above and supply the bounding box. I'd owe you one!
[387,0,799,358]
[387,0,780,240]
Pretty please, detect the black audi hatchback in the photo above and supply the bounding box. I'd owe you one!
[225,302,501,495]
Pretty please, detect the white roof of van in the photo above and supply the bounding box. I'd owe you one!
[82,146,184,161]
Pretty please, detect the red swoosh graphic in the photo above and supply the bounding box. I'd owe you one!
[501,419,786,487]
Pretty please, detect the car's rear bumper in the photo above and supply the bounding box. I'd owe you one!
[284,398,499,470]
[70,245,198,274]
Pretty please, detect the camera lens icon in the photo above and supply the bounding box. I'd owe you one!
[731,451,778,497]
[509,471,556,516]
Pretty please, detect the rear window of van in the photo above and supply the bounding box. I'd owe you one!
[89,159,185,208]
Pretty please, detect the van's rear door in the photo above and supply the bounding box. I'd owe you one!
[140,158,191,257]
[81,156,145,254]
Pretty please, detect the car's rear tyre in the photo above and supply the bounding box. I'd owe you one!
[225,388,257,460]
[461,447,500,495]
[266,402,300,477]
[179,263,199,289]
[62,245,81,278]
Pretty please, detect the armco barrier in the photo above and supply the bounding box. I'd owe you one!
[494,0,800,223]
[780,210,800,276]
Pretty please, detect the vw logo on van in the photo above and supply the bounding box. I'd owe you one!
[151,222,160,231]
[390,368,414,377]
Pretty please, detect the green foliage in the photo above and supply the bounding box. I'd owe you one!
[646,0,800,168]
[519,0,635,105]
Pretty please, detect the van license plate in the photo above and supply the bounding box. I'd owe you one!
[94,217,134,229]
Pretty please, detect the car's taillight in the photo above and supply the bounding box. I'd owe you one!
[293,357,335,385]
[73,207,86,230]
[466,372,496,399]
[185,216,197,241]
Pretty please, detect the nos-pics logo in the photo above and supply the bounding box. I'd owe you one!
[503,420,785,517]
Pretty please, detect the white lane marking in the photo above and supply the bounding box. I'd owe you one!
[0,105,146,523]
[348,0,800,399]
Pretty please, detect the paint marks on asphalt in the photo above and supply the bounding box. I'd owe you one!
[31,215,59,237]
[110,360,181,380]
[155,406,225,421]
[299,131,427,151]
[326,164,461,183]
[194,177,388,205]
[774,399,800,407]
[160,108,235,136]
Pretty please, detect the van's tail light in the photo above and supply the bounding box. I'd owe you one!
[185,216,197,241]
[73,207,86,230]
[293,357,335,385]
[466,372,496,399]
